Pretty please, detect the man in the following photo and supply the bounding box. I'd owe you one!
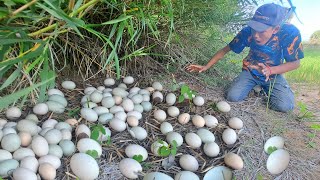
[187,3,304,112]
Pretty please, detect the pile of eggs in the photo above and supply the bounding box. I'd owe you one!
[0,76,290,180]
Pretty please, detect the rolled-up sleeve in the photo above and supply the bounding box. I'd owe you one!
[229,27,251,54]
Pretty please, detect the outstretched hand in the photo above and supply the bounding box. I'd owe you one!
[249,63,272,81]
[186,64,208,73]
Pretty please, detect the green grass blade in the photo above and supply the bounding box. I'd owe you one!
[0,76,55,110]
[0,39,41,45]
[0,68,21,91]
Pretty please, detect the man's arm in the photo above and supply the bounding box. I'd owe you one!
[270,60,300,74]
[187,45,231,73]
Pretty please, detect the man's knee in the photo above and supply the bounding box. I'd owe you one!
[270,100,294,112]
[226,91,245,102]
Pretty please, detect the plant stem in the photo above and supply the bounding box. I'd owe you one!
[12,0,38,16]
[28,24,57,37]
[69,0,100,17]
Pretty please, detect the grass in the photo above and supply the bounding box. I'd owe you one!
[285,46,320,84]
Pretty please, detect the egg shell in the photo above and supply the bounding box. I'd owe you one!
[152,91,164,102]
[33,103,49,115]
[264,136,285,153]
[203,115,218,128]
[203,142,220,157]
[0,149,12,161]
[125,144,148,161]
[224,152,243,170]
[38,163,56,180]
[6,106,22,120]
[93,106,109,115]
[17,119,38,136]
[193,96,205,106]
[38,155,61,169]
[109,106,125,114]
[160,122,173,134]
[61,80,76,90]
[129,126,147,140]
[154,109,167,122]
[76,124,91,137]
[19,132,32,147]
[185,133,202,149]
[141,101,152,112]
[144,172,173,180]
[152,82,163,91]
[203,166,232,180]
[44,129,62,144]
[174,171,199,180]
[48,88,64,97]
[104,78,115,86]
[123,76,134,84]
[42,119,58,129]
[70,153,99,180]
[1,133,21,152]
[101,96,115,108]
[48,94,67,107]
[192,115,205,128]
[20,156,39,172]
[119,158,142,179]
[127,116,139,127]
[267,149,290,175]
[216,101,231,112]
[49,144,63,158]
[59,140,76,157]
[166,93,176,105]
[13,148,35,161]
[25,114,39,123]
[222,128,237,145]
[77,138,102,157]
[32,136,49,156]
[80,108,98,122]
[112,87,129,98]
[46,101,65,114]
[122,98,135,112]
[0,159,19,177]
[166,132,183,147]
[90,90,103,103]
[109,118,126,132]
[228,117,243,129]
[167,106,180,117]
[13,167,37,180]
[151,140,169,156]
[196,128,215,143]
[179,155,199,171]
[178,113,190,124]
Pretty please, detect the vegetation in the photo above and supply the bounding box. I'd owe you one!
[285,46,320,84]
[309,30,320,45]
[0,0,256,110]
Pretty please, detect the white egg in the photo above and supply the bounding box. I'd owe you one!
[127,111,142,120]
[154,109,167,122]
[38,163,56,180]
[179,154,199,172]
[13,167,37,180]
[90,90,103,103]
[166,132,183,147]
[264,136,285,153]
[48,94,67,107]
[152,91,164,102]
[125,144,148,161]
[166,93,176,105]
[80,108,98,122]
[1,133,21,152]
[77,138,102,157]
[32,136,49,157]
[123,76,134,84]
[193,96,205,106]
[160,122,173,134]
[17,119,38,136]
[20,156,39,172]
[59,140,76,157]
[84,86,97,95]
[0,149,12,161]
[48,88,64,97]
[104,78,115,86]
[222,128,237,145]
[122,98,135,112]
[174,171,199,180]
[0,159,19,178]
[167,106,180,117]
[203,115,218,128]
[152,82,163,91]
[144,172,173,180]
[141,101,152,112]
[228,117,243,129]
[33,103,49,115]
[6,106,21,120]
[203,142,220,157]
[25,114,39,122]
[42,119,58,129]
[46,101,65,114]
[109,118,126,132]
[38,155,61,169]
[101,96,115,108]
[76,124,91,137]
[12,148,35,160]
[61,80,76,90]
[119,159,142,179]
[129,126,147,140]
[70,153,99,180]
[267,149,290,175]
[44,129,62,144]
[203,166,232,180]
[216,101,231,113]
[185,133,202,149]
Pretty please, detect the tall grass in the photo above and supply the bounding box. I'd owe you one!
[285,46,320,84]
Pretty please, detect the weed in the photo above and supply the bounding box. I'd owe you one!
[157,139,178,157]
[86,150,99,159]
[267,146,277,154]
[67,107,80,118]
[306,123,320,148]
[296,101,314,120]
[90,124,106,143]
[178,84,197,103]
[133,154,143,163]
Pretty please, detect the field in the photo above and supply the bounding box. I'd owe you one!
[285,46,320,84]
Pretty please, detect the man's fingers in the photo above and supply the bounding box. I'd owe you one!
[257,63,266,68]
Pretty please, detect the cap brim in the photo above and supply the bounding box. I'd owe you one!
[247,20,272,32]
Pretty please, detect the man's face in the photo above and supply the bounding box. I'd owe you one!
[251,26,279,45]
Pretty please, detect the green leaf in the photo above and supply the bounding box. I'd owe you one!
[267,146,277,154]
[180,84,189,94]
[178,95,184,103]
[170,148,177,156]
[86,150,98,159]
[0,76,55,110]
[311,124,320,130]
[133,154,143,163]
[256,174,263,180]
[159,146,170,157]
[157,139,164,144]
[308,141,316,148]
[0,68,21,91]
[98,124,106,135]
[307,133,316,138]
[90,129,99,141]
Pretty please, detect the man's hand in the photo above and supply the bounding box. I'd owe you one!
[248,63,272,82]
[186,64,209,73]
